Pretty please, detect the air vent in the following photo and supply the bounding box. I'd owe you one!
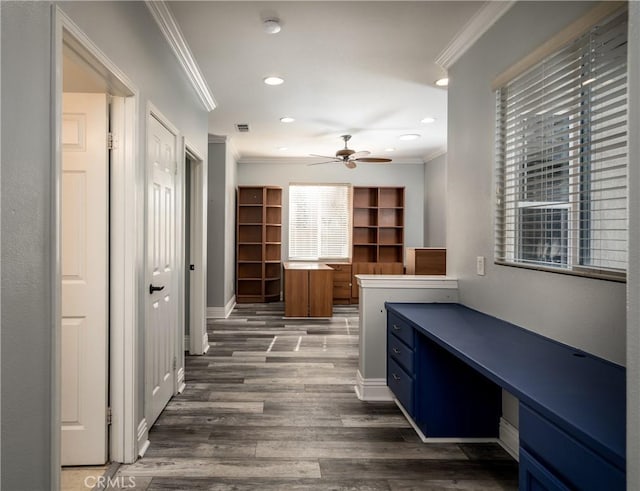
[235,123,250,133]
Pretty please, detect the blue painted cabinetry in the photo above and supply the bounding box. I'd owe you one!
[387,310,500,438]
[385,302,625,491]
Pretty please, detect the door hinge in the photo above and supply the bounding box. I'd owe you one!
[107,132,114,150]
[173,356,177,371]
[106,407,112,426]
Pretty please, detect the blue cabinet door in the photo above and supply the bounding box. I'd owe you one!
[520,448,570,491]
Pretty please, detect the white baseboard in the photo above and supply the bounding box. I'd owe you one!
[176,367,186,394]
[498,417,520,461]
[207,295,236,319]
[394,398,500,444]
[136,418,150,458]
[354,370,394,401]
[202,332,210,353]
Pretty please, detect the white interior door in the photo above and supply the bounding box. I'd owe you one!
[61,92,109,465]
[146,114,178,426]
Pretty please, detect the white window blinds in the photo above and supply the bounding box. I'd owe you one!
[288,184,351,261]
[495,9,628,281]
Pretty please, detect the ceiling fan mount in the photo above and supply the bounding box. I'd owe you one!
[309,134,392,169]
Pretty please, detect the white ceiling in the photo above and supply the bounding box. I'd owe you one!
[169,1,485,163]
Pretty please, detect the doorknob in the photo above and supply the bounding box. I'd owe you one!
[149,284,165,294]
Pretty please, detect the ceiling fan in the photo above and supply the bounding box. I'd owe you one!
[309,135,392,169]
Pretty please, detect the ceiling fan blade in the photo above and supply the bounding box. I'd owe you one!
[349,150,370,159]
[344,161,357,169]
[353,157,393,163]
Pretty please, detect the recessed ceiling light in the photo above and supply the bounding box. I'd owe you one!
[435,78,449,87]
[421,117,436,124]
[385,148,395,152]
[399,134,421,141]
[278,146,288,151]
[263,19,281,34]
[264,76,284,86]
[279,116,295,123]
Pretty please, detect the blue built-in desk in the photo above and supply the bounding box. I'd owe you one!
[385,302,625,491]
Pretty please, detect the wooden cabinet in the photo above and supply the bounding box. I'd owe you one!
[236,186,282,303]
[351,186,404,302]
[284,263,333,317]
[325,263,352,305]
[406,248,446,275]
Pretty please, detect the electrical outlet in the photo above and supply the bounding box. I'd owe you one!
[476,256,486,276]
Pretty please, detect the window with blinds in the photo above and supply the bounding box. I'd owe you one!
[495,9,628,281]
[288,184,351,261]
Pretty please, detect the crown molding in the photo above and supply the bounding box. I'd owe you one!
[423,148,447,163]
[145,1,217,112]
[435,1,515,70]
[237,156,425,165]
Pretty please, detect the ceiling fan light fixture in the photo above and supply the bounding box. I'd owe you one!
[264,76,284,86]
[435,77,449,87]
[279,116,295,123]
[399,134,421,141]
[263,19,281,34]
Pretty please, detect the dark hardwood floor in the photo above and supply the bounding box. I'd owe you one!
[114,303,518,490]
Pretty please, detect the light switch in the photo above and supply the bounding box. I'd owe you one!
[476,256,486,276]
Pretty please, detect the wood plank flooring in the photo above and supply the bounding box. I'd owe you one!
[113,303,518,490]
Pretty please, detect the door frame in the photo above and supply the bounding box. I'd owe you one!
[183,140,208,356]
[52,7,141,483]
[144,103,184,420]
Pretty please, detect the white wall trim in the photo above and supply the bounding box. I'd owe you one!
[435,1,515,69]
[184,138,208,356]
[55,6,141,467]
[423,148,447,164]
[144,1,216,112]
[354,371,393,401]
[395,399,497,444]
[176,367,186,394]
[498,417,520,461]
[207,295,236,319]
[356,275,459,290]
[136,419,150,458]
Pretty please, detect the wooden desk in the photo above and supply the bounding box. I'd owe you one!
[283,263,333,317]
[385,302,625,491]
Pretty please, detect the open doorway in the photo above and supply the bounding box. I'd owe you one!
[54,8,140,488]
[184,142,208,356]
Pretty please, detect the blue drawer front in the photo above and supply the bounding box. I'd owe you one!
[519,404,624,491]
[388,332,414,374]
[387,312,414,348]
[387,356,413,416]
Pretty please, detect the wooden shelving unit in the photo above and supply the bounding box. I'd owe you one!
[236,186,282,303]
[351,186,405,301]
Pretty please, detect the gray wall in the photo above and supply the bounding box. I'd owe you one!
[207,141,226,307]
[1,2,208,488]
[627,2,640,488]
[423,154,446,247]
[206,139,237,310]
[447,1,627,429]
[2,3,55,488]
[238,162,424,263]
[224,144,238,305]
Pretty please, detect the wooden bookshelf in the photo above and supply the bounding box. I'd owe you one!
[236,186,282,303]
[351,186,405,302]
